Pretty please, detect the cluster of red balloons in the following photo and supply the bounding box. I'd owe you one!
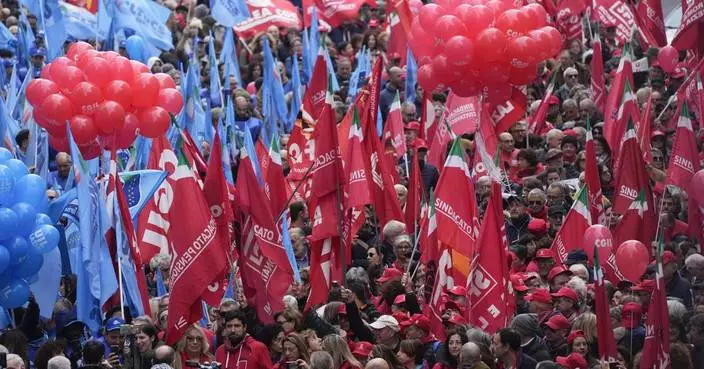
[26,42,184,159]
[410,0,562,102]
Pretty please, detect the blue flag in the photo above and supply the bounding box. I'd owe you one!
[281,216,301,283]
[221,27,243,91]
[112,194,146,318]
[309,9,320,69]
[29,247,62,319]
[203,98,214,149]
[347,47,367,101]
[59,1,103,41]
[19,12,35,49]
[67,125,119,335]
[117,169,167,220]
[223,271,235,299]
[199,300,209,327]
[243,123,263,186]
[210,0,250,27]
[216,118,234,184]
[287,54,302,129]
[155,269,167,297]
[180,57,207,142]
[405,48,417,103]
[0,92,11,151]
[47,187,77,223]
[100,0,173,57]
[40,0,68,61]
[208,33,223,108]
[261,38,288,138]
[323,48,340,92]
[301,28,312,84]
[0,23,14,50]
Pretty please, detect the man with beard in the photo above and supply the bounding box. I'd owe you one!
[542,314,570,357]
[234,95,262,141]
[216,310,272,369]
[506,194,531,245]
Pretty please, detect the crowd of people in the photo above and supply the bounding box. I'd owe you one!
[0,2,702,369]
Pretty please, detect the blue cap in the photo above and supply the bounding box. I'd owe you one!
[66,35,77,43]
[29,46,45,57]
[2,59,14,68]
[119,40,126,48]
[36,31,44,38]
[105,317,125,332]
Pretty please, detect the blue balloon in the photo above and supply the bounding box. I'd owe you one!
[3,236,28,265]
[0,279,30,308]
[4,159,28,178]
[28,224,59,254]
[14,174,48,213]
[126,35,145,63]
[0,207,18,240]
[0,164,15,206]
[12,203,37,236]
[0,245,9,274]
[12,251,43,278]
[35,213,52,227]
[0,148,11,163]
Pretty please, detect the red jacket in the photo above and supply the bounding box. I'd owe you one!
[215,335,273,369]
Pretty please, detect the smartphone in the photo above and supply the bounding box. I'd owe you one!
[286,361,298,369]
[608,362,621,369]
[331,281,339,288]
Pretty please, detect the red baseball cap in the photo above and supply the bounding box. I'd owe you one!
[620,302,642,329]
[548,265,572,282]
[525,288,552,304]
[567,330,586,345]
[551,287,578,302]
[662,250,677,265]
[393,294,407,305]
[544,314,571,331]
[337,304,347,315]
[377,268,403,283]
[412,138,428,151]
[405,121,421,131]
[352,341,373,358]
[447,286,467,297]
[528,219,549,236]
[547,95,560,105]
[556,353,588,369]
[445,312,467,326]
[400,314,431,332]
[510,274,530,292]
[631,279,655,293]
[535,248,554,259]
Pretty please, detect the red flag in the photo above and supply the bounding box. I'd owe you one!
[550,187,591,264]
[445,93,480,135]
[591,35,606,113]
[428,245,453,340]
[585,120,606,225]
[471,104,501,180]
[639,248,671,369]
[287,124,314,181]
[387,10,409,66]
[383,91,407,158]
[261,136,289,217]
[671,0,704,53]
[420,190,438,265]
[201,132,235,306]
[234,0,302,39]
[345,107,372,209]
[405,149,421,234]
[639,93,655,165]
[555,0,585,42]
[434,139,480,259]
[302,47,328,122]
[141,136,227,345]
[490,87,527,134]
[591,0,637,44]
[593,248,618,361]
[312,0,369,28]
[528,79,555,135]
[310,78,343,198]
[427,117,452,169]
[305,237,339,310]
[665,102,699,189]
[467,182,513,333]
[635,0,667,47]
[603,43,638,167]
[688,192,704,249]
[389,0,413,34]
[181,130,209,175]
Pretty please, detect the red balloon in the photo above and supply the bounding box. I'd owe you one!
[53,65,85,94]
[138,106,171,138]
[417,64,435,91]
[67,41,94,62]
[658,45,679,73]
[691,170,704,196]
[419,3,443,29]
[40,94,74,124]
[485,0,510,17]
[541,26,563,57]
[69,82,103,116]
[449,79,481,97]
[94,101,126,134]
[522,4,547,29]
[40,63,53,80]
[154,73,176,89]
[110,57,135,84]
[477,58,511,85]
[495,9,528,37]
[84,57,112,89]
[130,60,149,78]
[583,225,614,264]
[49,135,70,152]
[444,36,474,68]
[78,140,102,160]
[431,54,452,86]
[434,15,467,42]
[486,83,512,105]
[528,29,552,61]
[26,79,60,107]
[33,108,60,131]
[76,50,102,69]
[157,88,184,115]
[410,18,435,63]
[132,73,160,108]
[104,80,133,109]
[507,36,537,68]
[435,0,461,11]
[51,56,77,70]
[102,51,120,61]
[615,240,650,282]
[474,28,508,62]
[115,113,139,149]
[457,5,494,39]
[69,115,99,144]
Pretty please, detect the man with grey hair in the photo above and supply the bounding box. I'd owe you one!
[561,99,579,123]
[459,342,489,369]
[7,354,24,369]
[545,129,564,150]
[365,358,389,369]
[401,102,417,123]
[526,189,547,220]
[381,220,406,266]
[310,351,335,369]
[47,152,72,194]
[47,356,71,369]
[557,67,581,102]
[578,98,601,125]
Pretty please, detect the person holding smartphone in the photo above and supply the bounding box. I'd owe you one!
[273,334,309,369]
[100,318,125,367]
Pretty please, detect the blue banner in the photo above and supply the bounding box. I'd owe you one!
[210,0,250,27]
[59,1,104,41]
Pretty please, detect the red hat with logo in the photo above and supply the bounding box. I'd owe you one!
[528,219,549,236]
[556,353,588,369]
[551,287,579,302]
[525,288,552,304]
[567,330,586,345]
[510,274,530,292]
[544,314,571,331]
[535,248,554,259]
[412,138,428,151]
[352,341,373,359]
[377,268,403,283]
[400,314,431,332]
[393,294,407,305]
[631,279,655,293]
[548,265,573,282]
[620,302,643,329]
[445,312,467,326]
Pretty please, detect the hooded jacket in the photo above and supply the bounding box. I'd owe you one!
[215,335,273,369]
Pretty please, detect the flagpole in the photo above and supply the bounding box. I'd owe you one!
[276,157,318,222]
[118,250,126,320]
[335,181,346,285]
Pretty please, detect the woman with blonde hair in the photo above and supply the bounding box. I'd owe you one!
[322,335,362,369]
[300,330,323,354]
[274,333,310,369]
[276,308,304,334]
[176,325,214,369]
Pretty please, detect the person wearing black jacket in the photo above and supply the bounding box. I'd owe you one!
[510,314,551,363]
[490,328,537,369]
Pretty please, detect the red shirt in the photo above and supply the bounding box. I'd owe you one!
[215,336,273,369]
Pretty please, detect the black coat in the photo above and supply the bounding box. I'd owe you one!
[521,337,552,363]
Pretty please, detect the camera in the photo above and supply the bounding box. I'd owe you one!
[185,362,221,369]
[286,362,298,369]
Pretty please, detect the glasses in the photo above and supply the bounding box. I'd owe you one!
[186,336,201,342]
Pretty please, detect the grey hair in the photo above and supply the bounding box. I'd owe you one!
[569,264,589,281]
[150,253,172,270]
[685,254,704,269]
[7,354,24,369]
[382,220,406,240]
[562,98,578,110]
[0,345,7,354]
[667,299,687,322]
[546,129,564,141]
[310,351,335,369]
[346,267,370,286]
[466,328,492,348]
[47,356,71,369]
[566,276,587,301]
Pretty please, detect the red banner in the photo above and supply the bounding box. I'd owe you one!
[234,0,302,39]
[445,93,480,135]
[672,0,704,51]
[635,0,667,47]
[591,0,636,44]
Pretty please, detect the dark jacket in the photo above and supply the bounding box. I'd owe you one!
[666,272,693,308]
[506,214,531,245]
[495,353,536,369]
[379,82,399,123]
[521,337,551,363]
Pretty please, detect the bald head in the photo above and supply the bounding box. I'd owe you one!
[365,358,389,369]
[154,345,176,365]
[388,67,404,88]
[459,342,482,365]
[56,152,72,177]
[499,132,514,152]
